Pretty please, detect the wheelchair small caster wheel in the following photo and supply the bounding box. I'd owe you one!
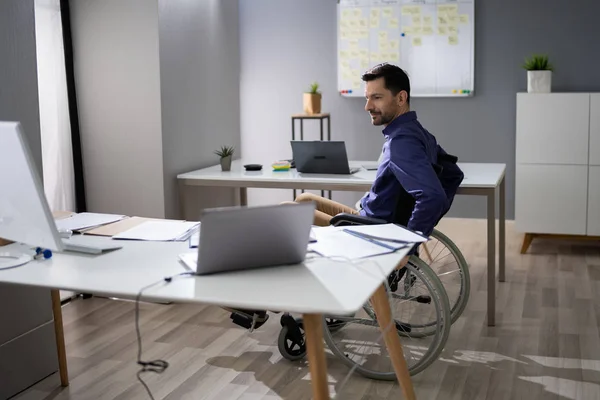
[278,318,306,361]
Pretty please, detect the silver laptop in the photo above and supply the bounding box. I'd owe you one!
[291,141,361,174]
[183,203,315,275]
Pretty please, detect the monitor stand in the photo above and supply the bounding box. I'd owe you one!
[0,251,33,270]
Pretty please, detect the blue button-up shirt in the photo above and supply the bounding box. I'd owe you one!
[359,111,448,236]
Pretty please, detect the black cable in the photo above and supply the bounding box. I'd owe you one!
[135,272,194,399]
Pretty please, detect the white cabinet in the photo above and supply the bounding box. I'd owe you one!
[591,94,600,166]
[515,93,600,251]
[588,166,600,236]
[515,164,588,235]
[516,93,590,165]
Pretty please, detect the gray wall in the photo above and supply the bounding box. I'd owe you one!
[0,0,42,175]
[239,0,600,219]
[70,0,166,218]
[159,0,241,219]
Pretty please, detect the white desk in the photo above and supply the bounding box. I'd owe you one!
[0,234,416,400]
[178,160,507,326]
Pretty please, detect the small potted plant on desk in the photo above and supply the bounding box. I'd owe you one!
[303,81,322,115]
[214,145,235,171]
[523,54,553,93]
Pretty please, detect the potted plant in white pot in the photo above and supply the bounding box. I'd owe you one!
[523,54,553,93]
[303,82,322,115]
[214,145,234,171]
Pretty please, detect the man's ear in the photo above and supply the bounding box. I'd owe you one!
[396,90,408,106]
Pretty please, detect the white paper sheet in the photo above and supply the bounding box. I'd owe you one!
[113,220,200,241]
[343,224,429,244]
[55,212,126,232]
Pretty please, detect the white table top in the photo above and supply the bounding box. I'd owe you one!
[0,234,409,315]
[178,160,506,190]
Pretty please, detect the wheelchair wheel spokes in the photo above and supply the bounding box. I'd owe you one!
[323,258,451,380]
[423,228,471,326]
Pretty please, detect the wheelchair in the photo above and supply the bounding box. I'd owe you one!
[276,153,470,380]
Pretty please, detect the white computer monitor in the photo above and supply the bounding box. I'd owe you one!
[0,121,64,256]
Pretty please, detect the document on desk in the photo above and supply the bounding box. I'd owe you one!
[112,220,200,241]
[55,212,126,232]
[308,224,424,259]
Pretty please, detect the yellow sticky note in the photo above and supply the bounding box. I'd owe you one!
[423,16,433,26]
[379,31,388,41]
[401,5,420,16]
[359,29,369,39]
[437,26,448,35]
[349,19,358,28]
[412,16,421,25]
[389,39,399,49]
[352,8,362,18]
[448,25,458,34]
[340,20,348,28]
[380,41,390,50]
[340,31,348,39]
[380,52,390,60]
[459,14,469,24]
[412,37,422,47]
[389,52,399,61]
[352,79,361,89]
[382,7,393,18]
[341,60,350,69]
[361,59,370,69]
[343,71,352,80]
[413,26,423,35]
[349,39,359,49]
[342,10,351,19]
[359,18,368,28]
[389,17,399,28]
[339,50,349,59]
[448,34,458,45]
[360,49,369,58]
[371,8,380,18]
[370,17,380,28]
[449,15,459,25]
[438,4,458,15]
[422,26,434,35]
[350,50,360,59]
[404,26,414,35]
[438,15,448,25]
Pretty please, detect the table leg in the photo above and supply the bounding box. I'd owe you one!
[178,180,187,220]
[487,190,496,327]
[370,285,416,400]
[50,290,69,387]
[240,187,248,206]
[302,313,330,400]
[499,176,506,283]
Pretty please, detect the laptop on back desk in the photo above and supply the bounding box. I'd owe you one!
[291,141,360,174]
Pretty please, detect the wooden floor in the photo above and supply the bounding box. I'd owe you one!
[13,218,600,400]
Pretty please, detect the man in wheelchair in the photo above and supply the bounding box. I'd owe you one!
[228,63,464,331]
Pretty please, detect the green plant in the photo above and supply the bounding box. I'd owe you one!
[214,145,234,158]
[307,81,320,94]
[522,54,553,71]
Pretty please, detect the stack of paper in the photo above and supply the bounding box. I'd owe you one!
[308,224,427,259]
[112,220,200,241]
[55,213,126,232]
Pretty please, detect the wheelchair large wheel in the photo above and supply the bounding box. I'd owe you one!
[421,228,470,326]
[322,257,451,379]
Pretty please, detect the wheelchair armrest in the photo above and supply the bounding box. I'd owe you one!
[330,213,388,226]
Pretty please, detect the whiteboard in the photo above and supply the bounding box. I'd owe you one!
[337,0,475,97]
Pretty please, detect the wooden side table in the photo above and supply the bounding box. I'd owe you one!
[291,113,332,199]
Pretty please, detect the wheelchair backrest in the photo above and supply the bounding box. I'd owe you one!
[390,149,464,227]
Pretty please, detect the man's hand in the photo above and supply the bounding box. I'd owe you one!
[395,255,410,270]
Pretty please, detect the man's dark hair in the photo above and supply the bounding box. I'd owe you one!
[361,63,411,103]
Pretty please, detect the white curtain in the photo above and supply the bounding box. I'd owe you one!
[34,0,75,212]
